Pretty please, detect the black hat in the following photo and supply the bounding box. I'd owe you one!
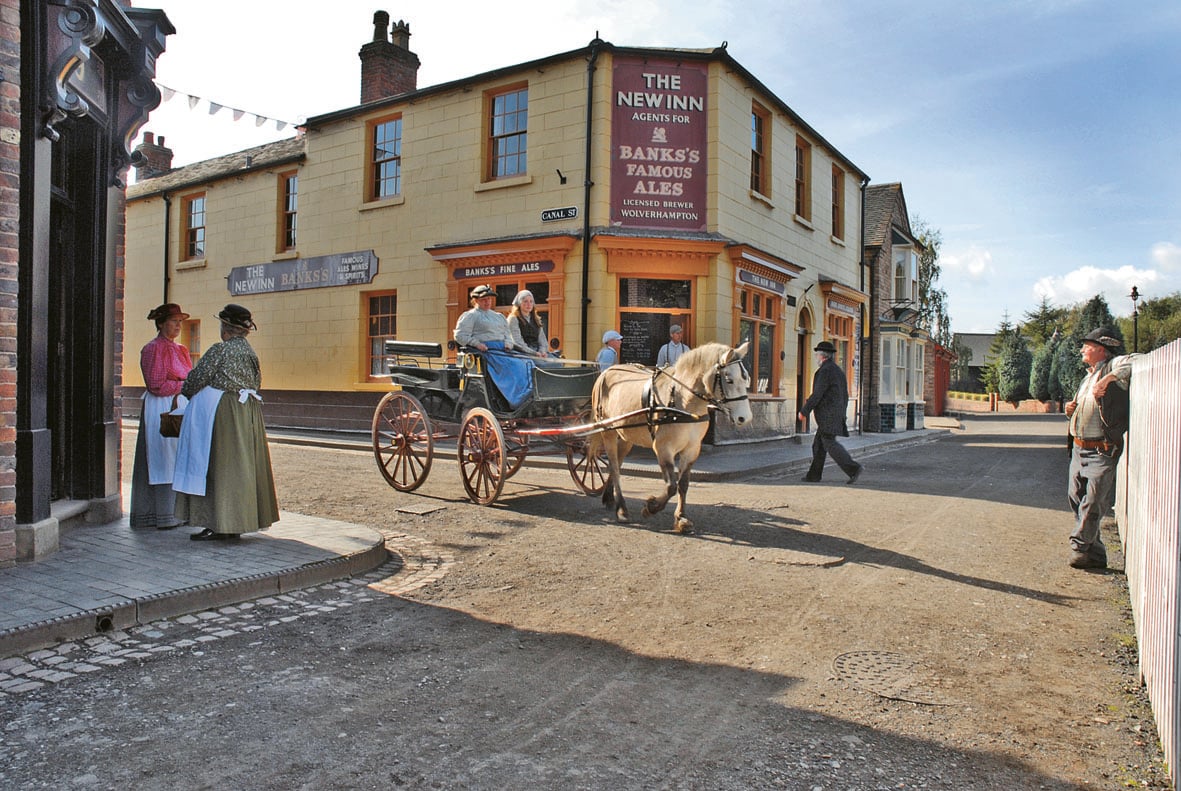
[813,340,836,354]
[217,303,257,331]
[1082,327,1121,353]
[470,284,495,299]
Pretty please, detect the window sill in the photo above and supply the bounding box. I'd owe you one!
[748,189,774,209]
[830,235,845,247]
[361,194,405,212]
[792,214,814,231]
[475,174,533,193]
[273,250,299,261]
[177,258,207,271]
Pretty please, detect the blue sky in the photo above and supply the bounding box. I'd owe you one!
[138,0,1181,333]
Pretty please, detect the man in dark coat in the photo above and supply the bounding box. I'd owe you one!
[797,340,863,484]
[1064,327,1134,570]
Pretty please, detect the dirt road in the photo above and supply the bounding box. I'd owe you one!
[0,414,1168,789]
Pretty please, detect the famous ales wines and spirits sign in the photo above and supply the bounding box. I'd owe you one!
[227,250,378,295]
[610,56,708,231]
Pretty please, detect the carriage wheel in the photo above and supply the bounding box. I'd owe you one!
[371,391,434,491]
[504,436,528,479]
[566,436,609,495]
[458,408,507,505]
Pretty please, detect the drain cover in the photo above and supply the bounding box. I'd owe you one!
[832,651,955,706]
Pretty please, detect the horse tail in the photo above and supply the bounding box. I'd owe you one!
[587,372,610,456]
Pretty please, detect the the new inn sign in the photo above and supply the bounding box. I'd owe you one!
[227,250,379,295]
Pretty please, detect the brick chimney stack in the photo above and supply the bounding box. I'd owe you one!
[133,132,173,181]
[359,10,420,104]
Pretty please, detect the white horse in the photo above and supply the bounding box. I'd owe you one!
[589,342,752,533]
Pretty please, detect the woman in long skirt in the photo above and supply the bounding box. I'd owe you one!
[174,303,279,541]
[129,303,192,529]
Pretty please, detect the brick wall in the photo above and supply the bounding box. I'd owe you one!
[0,0,20,566]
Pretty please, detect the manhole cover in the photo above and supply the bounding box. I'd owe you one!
[832,651,955,706]
[395,502,446,515]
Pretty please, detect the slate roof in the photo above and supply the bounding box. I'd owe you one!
[863,182,910,248]
[126,136,306,199]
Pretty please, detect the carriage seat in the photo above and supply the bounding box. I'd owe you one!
[384,340,443,361]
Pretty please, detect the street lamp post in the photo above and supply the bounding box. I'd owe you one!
[1129,285,1140,352]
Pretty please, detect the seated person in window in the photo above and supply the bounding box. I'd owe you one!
[454,284,517,353]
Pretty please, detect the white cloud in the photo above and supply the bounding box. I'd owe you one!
[1032,265,1159,311]
[1151,242,1181,272]
[942,246,995,280]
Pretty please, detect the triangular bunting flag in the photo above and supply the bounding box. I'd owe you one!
[160,86,175,101]
[208,102,223,116]
[232,109,245,121]
[187,95,199,109]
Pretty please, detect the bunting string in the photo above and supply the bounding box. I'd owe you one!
[157,83,298,132]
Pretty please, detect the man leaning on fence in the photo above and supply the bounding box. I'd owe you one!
[1064,327,1136,570]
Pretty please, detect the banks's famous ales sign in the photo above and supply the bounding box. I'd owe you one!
[610,56,708,231]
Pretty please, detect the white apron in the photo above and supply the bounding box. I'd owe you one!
[172,387,223,497]
[142,391,188,485]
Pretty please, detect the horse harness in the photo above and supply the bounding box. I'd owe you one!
[627,358,749,437]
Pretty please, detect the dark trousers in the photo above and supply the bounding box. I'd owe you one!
[806,432,860,480]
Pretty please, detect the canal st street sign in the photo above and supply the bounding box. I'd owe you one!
[227,250,378,295]
[453,260,556,280]
[541,206,578,222]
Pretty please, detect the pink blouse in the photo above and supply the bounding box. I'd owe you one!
[141,335,193,397]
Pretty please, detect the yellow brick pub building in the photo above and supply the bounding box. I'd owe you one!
[123,13,870,442]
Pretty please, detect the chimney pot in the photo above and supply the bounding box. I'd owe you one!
[372,10,389,42]
[359,11,420,103]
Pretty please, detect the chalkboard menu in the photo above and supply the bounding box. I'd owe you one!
[620,313,670,365]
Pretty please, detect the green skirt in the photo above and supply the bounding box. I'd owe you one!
[176,393,279,534]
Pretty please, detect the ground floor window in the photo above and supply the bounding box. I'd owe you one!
[182,320,201,364]
[486,279,552,341]
[827,312,855,391]
[913,341,925,401]
[366,290,398,377]
[737,286,780,394]
[880,337,893,399]
[617,277,692,366]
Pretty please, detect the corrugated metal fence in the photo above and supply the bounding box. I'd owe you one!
[1117,338,1181,782]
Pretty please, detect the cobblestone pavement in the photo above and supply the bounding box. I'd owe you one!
[0,530,453,697]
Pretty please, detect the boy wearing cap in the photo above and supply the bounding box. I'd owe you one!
[656,324,689,368]
[1064,327,1135,570]
[797,340,863,484]
[598,330,623,371]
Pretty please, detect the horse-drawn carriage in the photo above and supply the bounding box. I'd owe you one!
[370,341,609,505]
[371,338,753,531]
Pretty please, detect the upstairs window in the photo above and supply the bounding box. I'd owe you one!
[750,103,771,196]
[278,171,297,251]
[794,137,811,220]
[831,165,844,239]
[183,193,205,260]
[893,247,919,303]
[370,116,403,200]
[487,85,528,179]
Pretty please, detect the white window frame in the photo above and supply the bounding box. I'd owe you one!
[880,338,893,400]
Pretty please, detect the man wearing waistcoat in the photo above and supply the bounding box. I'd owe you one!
[1064,327,1134,570]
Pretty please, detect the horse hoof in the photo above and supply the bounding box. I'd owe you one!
[673,518,694,534]
[615,509,630,523]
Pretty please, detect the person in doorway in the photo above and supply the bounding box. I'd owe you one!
[656,324,689,368]
[507,289,551,356]
[797,340,863,484]
[130,303,193,529]
[1064,327,1134,570]
[454,284,517,353]
[598,330,623,371]
[174,304,279,541]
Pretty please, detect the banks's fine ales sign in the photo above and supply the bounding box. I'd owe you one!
[610,56,708,231]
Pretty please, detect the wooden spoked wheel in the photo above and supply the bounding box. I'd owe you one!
[566,436,609,495]
[371,391,434,491]
[504,435,528,480]
[458,408,507,505]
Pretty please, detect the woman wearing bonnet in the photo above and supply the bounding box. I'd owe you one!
[129,303,193,529]
[173,303,279,541]
[507,289,551,356]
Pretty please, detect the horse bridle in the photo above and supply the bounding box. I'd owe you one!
[653,356,750,417]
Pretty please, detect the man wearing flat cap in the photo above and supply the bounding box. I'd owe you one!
[1064,327,1135,570]
[656,324,689,368]
[798,340,863,484]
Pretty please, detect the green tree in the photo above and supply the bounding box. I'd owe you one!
[1022,296,1067,347]
[982,313,1016,394]
[1054,295,1120,399]
[911,216,952,347]
[1029,331,1059,401]
[1117,291,1181,351]
[997,325,1032,404]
